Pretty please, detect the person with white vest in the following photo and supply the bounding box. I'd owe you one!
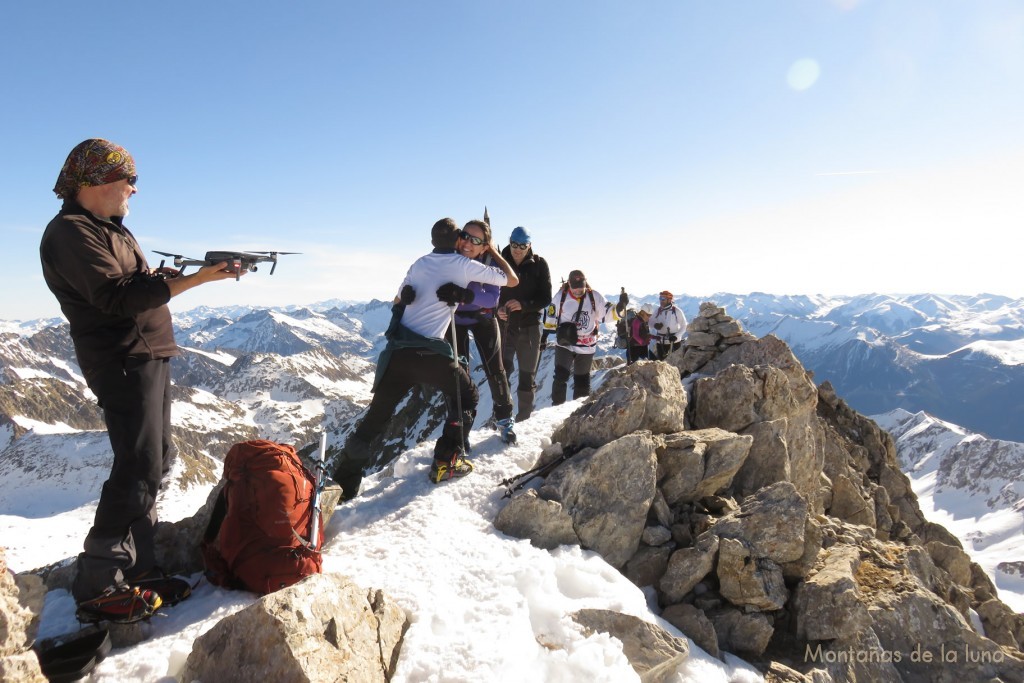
[650,290,686,360]
[545,269,626,405]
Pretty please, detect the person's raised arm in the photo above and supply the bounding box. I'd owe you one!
[486,243,520,288]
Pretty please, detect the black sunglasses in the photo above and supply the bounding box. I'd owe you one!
[459,231,485,246]
[125,175,138,186]
[510,241,530,249]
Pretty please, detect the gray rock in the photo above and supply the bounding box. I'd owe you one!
[660,534,719,604]
[716,537,788,611]
[642,525,673,546]
[1,547,45,682]
[793,543,870,641]
[829,474,876,527]
[708,607,774,658]
[661,602,720,659]
[655,428,753,506]
[493,488,579,550]
[624,545,673,589]
[571,608,689,683]
[552,362,687,450]
[545,433,659,568]
[711,481,809,564]
[181,573,407,683]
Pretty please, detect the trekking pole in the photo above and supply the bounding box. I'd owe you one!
[309,430,327,549]
[498,448,578,498]
[448,303,465,478]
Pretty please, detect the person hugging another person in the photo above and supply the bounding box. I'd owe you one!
[453,219,517,444]
[627,303,653,364]
[547,270,627,405]
[331,218,519,494]
[496,226,552,423]
[650,290,687,360]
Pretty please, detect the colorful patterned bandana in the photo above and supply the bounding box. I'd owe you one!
[53,139,136,199]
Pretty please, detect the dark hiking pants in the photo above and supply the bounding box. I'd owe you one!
[73,357,173,601]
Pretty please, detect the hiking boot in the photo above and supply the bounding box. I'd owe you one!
[75,585,162,624]
[496,417,517,445]
[428,457,474,484]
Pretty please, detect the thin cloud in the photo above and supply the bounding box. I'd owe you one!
[815,170,894,176]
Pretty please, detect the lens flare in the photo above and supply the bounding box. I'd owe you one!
[787,58,821,91]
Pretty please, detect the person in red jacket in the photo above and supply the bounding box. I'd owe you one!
[40,139,240,622]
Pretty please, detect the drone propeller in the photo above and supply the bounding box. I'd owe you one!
[248,251,302,274]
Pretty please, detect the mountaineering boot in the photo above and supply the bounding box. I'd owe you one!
[75,584,162,624]
[428,455,474,483]
[127,568,193,606]
[497,417,517,445]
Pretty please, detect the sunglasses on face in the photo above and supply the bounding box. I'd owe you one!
[125,175,138,186]
[510,241,530,250]
[459,231,485,246]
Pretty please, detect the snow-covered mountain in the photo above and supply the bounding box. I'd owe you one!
[872,408,1024,612]
[4,294,1024,680]
[620,292,1024,442]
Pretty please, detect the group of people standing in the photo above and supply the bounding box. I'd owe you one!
[624,291,687,364]
[38,137,686,621]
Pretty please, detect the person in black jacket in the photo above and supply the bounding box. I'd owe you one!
[40,139,240,622]
[497,226,552,421]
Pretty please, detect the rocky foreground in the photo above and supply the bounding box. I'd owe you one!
[496,303,1024,682]
[3,302,1023,682]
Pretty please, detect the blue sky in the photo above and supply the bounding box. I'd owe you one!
[3,1,1023,321]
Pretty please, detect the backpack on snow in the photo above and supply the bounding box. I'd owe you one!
[201,439,323,595]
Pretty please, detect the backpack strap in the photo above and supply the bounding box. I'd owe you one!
[556,284,569,320]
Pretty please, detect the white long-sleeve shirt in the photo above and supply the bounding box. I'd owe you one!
[397,251,508,339]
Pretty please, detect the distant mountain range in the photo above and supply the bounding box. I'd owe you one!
[2,292,1023,605]
[655,292,1024,442]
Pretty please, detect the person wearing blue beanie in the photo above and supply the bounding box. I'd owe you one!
[497,226,552,421]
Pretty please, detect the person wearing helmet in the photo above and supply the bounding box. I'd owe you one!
[497,226,552,421]
[627,304,654,364]
[650,290,686,360]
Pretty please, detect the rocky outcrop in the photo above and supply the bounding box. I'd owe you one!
[0,547,46,682]
[181,573,408,683]
[496,303,1024,682]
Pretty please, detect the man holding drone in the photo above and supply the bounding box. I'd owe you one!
[332,217,518,495]
[39,138,242,623]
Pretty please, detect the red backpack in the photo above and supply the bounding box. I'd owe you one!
[201,440,323,595]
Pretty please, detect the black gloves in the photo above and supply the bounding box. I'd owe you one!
[400,285,416,305]
[437,282,475,305]
[653,322,664,330]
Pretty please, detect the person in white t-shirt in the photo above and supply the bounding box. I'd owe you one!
[332,218,519,494]
[545,269,627,405]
